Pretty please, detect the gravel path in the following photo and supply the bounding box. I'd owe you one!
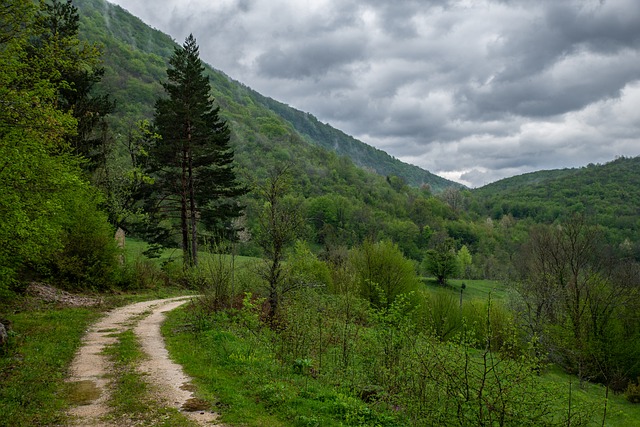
[66,296,219,426]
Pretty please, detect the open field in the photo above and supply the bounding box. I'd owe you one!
[422,277,509,301]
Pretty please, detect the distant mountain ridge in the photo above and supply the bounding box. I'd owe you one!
[74,0,461,192]
[473,156,640,243]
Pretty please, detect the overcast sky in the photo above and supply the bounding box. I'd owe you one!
[108,0,640,187]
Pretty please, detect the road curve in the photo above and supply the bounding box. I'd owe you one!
[67,296,219,426]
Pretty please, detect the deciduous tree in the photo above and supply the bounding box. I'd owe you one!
[515,215,640,386]
[254,164,305,320]
[423,238,459,286]
[0,0,118,294]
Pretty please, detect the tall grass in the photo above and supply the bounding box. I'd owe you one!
[163,302,403,426]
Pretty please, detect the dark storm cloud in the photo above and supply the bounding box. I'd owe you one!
[109,0,640,187]
[256,34,368,80]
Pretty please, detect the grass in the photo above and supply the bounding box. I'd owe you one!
[124,237,183,265]
[103,329,197,426]
[162,310,287,426]
[540,365,640,427]
[125,237,258,271]
[422,277,509,301]
[0,308,100,427]
[162,307,403,426]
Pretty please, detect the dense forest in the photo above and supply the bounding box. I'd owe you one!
[1,1,640,426]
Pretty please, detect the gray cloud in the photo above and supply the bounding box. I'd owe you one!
[108,0,640,187]
[256,33,368,79]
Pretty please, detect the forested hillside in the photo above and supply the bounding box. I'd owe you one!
[474,156,640,250]
[70,0,473,262]
[2,1,640,425]
[74,0,458,191]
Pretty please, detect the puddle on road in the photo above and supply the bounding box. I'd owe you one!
[181,397,210,412]
[68,380,101,405]
[180,382,196,392]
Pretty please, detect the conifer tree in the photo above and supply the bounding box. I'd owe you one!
[29,0,115,169]
[150,34,245,267]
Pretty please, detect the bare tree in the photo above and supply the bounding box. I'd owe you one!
[514,215,637,384]
[254,164,305,320]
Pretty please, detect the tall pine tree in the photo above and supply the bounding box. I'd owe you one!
[150,34,246,267]
[29,0,115,169]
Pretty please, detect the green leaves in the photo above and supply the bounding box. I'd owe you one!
[423,238,460,286]
[0,0,120,294]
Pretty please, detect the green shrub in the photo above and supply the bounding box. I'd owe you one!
[196,252,237,312]
[285,241,332,291]
[124,258,166,290]
[626,379,640,404]
[423,292,463,340]
[350,239,420,309]
[52,194,121,291]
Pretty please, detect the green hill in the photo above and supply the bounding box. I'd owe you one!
[473,156,640,245]
[71,0,467,259]
[74,0,459,192]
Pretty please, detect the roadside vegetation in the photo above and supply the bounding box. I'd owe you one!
[1,1,640,426]
[159,237,638,426]
[0,309,100,426]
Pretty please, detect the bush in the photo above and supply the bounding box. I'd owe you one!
[423,292,463,340]
[52,194,121,291]
[284,241,332,291]
[626,379,640,403]
[196,251,238,312]
[350,239,420,309]
[123,258,166,290]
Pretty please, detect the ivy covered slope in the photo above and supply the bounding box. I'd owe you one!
[74,0,460,192]
[473,156,640,244]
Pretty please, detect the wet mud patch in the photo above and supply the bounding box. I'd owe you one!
[180,382,197,392]
[67,380,101,405]
[181,397,211,412]
[96,328,118,333]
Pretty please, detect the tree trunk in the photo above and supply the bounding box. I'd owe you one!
[187,122,198,266]
[267,254,281,320]
[181,143,191,267]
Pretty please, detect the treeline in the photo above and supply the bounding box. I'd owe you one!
[0,0,122,294]
[474,156,640,252]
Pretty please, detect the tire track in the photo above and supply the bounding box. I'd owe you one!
[66,296,219,426]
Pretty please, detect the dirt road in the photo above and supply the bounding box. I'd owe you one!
[66,296,219,426]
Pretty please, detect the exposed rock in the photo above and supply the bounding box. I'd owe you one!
[26,283,103,307]
[0,322,7,348]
